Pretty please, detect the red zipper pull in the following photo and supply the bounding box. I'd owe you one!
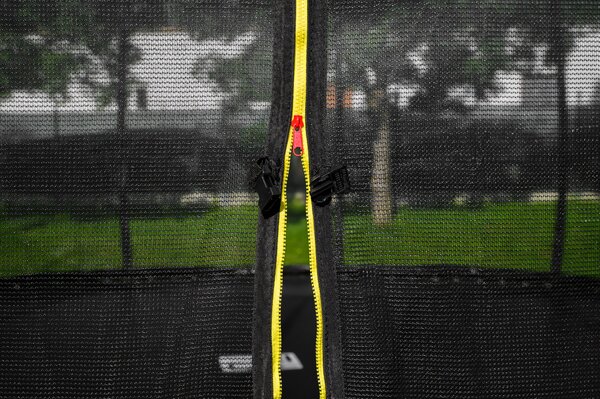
[291,115,304,157]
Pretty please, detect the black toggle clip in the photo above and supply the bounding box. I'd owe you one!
[310,165,350,207]
[253,157,281,219]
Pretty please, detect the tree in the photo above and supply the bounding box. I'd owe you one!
[42,0,165,268]
[506,1,600,272]
[332,1,507,225]
[173,0,272,127]
[0,0,82,100]
[171,0,273,192]
[2,0,165,267]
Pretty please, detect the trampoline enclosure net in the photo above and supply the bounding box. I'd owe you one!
[1,0,273,274]
[1,0,272,397]
[326,0,599,275]
[0,268,255,398]
[325,1,600,397]
[1,0,600,398]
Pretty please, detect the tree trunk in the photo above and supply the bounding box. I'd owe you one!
[370,89,393,227]
[116,27,133,269]
[52,99,60,138]
[333,52,347,252]
[551,2,569,274]
[51,97,62,208]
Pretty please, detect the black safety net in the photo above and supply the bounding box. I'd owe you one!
[336,267,600,398]
[324,0,600,397]
[1,0,272,274]
[2,0,600,398]
[1,0,272,397]
[326,0,599,274]
[0,268,255,398]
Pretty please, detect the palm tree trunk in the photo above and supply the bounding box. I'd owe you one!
[370,89,393,226]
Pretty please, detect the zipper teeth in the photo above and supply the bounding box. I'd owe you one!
[272,131,294,399]
[301,133,327,399]
[272,0,326,398]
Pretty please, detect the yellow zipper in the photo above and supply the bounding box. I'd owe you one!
[271,0,326,397]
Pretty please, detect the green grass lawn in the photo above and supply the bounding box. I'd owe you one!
[344,200,600,278]
[1,201,598,278]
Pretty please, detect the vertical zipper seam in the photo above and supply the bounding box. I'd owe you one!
[271,0,327,398]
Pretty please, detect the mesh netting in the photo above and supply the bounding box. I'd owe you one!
[336,267,600,398]
[326,0,600,275]
[2,0,600,397]
[0,268,254,398]
[1,1,270,397]
[324,0,600,397]
[0,0,272,274]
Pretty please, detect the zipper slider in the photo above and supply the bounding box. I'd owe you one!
[291,115,304,157]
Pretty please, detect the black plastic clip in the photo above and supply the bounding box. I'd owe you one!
[252,157,281,219]
[310,165,350,207]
